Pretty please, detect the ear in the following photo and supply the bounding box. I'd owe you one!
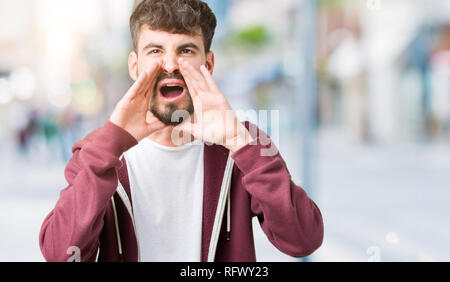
[128,51,138,81]
[205,51,215,75]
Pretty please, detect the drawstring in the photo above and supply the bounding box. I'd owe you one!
[207,152,234,261]
[226,188,231,240]
[111,197,124,262]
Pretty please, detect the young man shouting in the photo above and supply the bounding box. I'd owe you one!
[39,0,324,262]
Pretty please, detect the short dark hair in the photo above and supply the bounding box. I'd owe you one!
[130,0,217,53]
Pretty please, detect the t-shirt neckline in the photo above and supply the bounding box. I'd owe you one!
[142,137,203,152]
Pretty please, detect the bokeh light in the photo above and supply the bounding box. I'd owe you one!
[9,67,36,101]
[0,79,13,105]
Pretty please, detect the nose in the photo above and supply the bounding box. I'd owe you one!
[162,53,179,74]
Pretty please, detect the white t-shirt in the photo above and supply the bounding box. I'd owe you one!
[124,137,204,262]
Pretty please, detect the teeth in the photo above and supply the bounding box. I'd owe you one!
[166,84,179,87]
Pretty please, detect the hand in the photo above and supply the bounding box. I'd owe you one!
[174,58,254,153]
[109,60,166,142]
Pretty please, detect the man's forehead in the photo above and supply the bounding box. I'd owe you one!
[137,26,204,49]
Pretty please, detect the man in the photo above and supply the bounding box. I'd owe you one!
[39,0,323,262]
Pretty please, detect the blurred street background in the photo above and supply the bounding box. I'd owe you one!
[1,0,450,262]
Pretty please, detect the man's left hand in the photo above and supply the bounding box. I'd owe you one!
[174,58,254,153]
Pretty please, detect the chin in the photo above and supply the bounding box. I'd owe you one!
[150,101,193,126]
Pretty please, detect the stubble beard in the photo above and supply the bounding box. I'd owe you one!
[138,68,195,126]
[150,94,194,126]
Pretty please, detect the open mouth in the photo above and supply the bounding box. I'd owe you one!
[158,80,186,102]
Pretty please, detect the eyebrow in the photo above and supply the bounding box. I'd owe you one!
[142,43,164,52]
[177,43,201,52]
[141,42,201,52]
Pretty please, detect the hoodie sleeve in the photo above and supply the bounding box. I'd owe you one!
[39,120,137,262]
[230,125,324,258]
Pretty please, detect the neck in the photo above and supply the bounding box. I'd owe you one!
[147,124,195,147]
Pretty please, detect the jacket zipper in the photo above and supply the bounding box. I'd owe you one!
[207,152,234,262]
[116,182,140,262]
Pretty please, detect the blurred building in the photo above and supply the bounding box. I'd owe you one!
[317,0,450,144]
[0,0,135,161]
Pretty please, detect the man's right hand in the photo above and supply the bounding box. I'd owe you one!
[109,60,166,142]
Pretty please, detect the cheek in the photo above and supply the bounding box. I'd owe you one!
[184,56,206,69]
[137,57,158,74]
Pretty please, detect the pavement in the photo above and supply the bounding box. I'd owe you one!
[312,134,450,262]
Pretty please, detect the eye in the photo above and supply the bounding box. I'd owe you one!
[180,49,194,54]
[148,49,161,55]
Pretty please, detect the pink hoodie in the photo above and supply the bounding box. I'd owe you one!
[39,120,323,262]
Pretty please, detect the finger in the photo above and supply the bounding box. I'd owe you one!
[125,71,149,100]
[178,58,199,97]
[130,69,155,101]
[140,60,163,99]
[179,59,209,93]
[179,61,200,99]
[138,71,153,101]
[148,59,163,78]
[146,59,163,88]
[143,82,153,110]
[185,61,209,91]
[200,65,220,93]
